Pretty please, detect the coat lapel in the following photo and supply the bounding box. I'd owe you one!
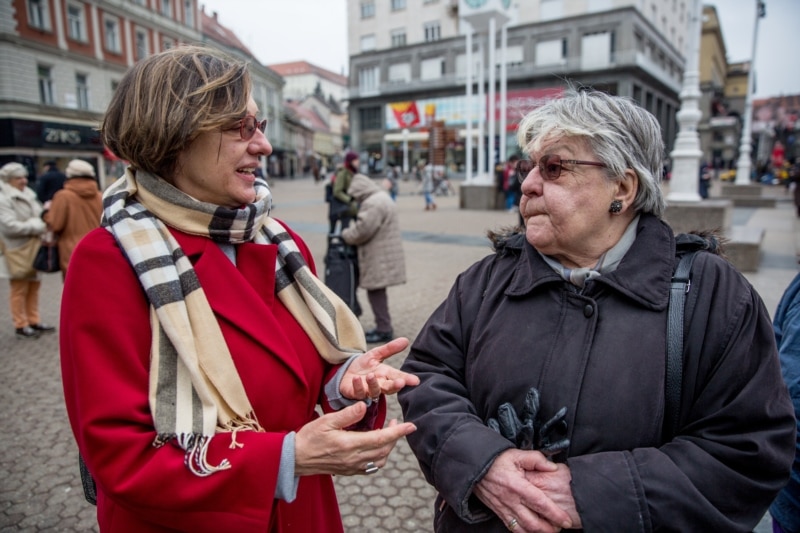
[171,230,309,389]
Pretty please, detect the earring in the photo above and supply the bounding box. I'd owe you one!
[609,200,623,214]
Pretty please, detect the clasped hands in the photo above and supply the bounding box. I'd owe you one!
[294,337,419,477]
[476,387,579,531]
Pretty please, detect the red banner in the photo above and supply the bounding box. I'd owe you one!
[390,101,421,128]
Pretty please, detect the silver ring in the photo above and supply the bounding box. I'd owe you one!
[365,461,379,474]
[371,395,380,403]
[507,517,518,530]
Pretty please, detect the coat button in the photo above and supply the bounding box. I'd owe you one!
[583,304,594,317]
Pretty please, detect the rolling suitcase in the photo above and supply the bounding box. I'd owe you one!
[324,234,361,316]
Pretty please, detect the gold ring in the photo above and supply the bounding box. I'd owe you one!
[365,461,379,474]
[508,517,518,530]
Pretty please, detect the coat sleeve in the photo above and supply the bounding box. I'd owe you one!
[341,200,382,246]
[398,257,516,524]
[568,254,796,532]
[60,229,284,531]
[0,193,45,238]
[43,192,67,233]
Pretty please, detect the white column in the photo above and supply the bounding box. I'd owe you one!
[667,0,703,202]
[477,37,485,180]
[402,128,409,175]
[500,24,508,164]
[466,29,474,183]
[488,17,497,174]
[735,0,763,185]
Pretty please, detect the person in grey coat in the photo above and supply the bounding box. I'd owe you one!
[398,89,795,532]
[342,174,406,344]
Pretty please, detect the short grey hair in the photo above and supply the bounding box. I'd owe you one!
[0,162,28,182]
[517,89,666,218]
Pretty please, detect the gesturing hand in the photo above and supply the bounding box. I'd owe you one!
[294,401,416,477]
[339,337,420,401]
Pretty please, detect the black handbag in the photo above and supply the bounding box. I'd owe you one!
[33,233,59,273]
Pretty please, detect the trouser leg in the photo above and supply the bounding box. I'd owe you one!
[9,279,30,329]
[25,280,41,326]
[367,288,391,333]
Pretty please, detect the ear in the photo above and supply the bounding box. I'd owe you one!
[614,168,638,207]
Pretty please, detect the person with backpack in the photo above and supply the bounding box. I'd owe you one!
[398,89,795,532]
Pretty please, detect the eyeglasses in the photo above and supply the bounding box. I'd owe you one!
[516,154,606,183]
[229,115,267,141]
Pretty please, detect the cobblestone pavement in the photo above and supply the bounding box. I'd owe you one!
[0,176,795,532]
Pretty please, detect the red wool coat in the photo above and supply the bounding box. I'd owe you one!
[60,224,381,532]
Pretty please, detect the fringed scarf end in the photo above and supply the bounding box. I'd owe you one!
[178,433,231,477]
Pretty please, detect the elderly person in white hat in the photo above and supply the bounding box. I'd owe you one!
[0,162,54,338]
[44,159,102,278]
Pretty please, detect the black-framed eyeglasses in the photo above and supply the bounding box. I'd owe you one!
[229,115,267,141]
[516,154,606,183]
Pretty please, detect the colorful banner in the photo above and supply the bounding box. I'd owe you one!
[389,101,421,128]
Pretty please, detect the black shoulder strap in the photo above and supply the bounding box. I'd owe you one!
[663,249,699,441]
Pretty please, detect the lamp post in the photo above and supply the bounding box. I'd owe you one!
[734,0,765,185]
[666,0,703,202]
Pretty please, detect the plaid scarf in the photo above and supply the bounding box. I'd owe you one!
[101,168,366,476]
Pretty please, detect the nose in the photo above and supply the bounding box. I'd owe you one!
[251,128,272,157]
[519,166,541,195]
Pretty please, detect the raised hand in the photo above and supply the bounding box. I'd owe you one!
[340,337,420,401]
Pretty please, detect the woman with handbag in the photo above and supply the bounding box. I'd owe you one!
[0,162,55,339]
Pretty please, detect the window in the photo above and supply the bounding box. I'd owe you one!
[111,79,120,95]
[76,73,89,110]
[424,21,441,42]
[420,57,444,80]
[535,38,567,66]
[66,3,86,41]
[184,0,194,26]
[581,32,612,70]
[162,36,174,50]
[501,45,524,68]
[360,34,375,52]
[390,29,406,48]
[391,0,406,10]
[28,0,51,30]
[161,0,172,17]
[360,1,374,18]
[388,62,411,84]
[540,0,563,21]
[135,28,148,61]
[38,65,54,105]
[104,16,121,53]
[358,66,380,94]
[359,106,383,131]
[131,0,146,5]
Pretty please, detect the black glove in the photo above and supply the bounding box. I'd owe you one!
[486,386,570,457]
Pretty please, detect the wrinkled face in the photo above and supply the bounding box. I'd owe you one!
[518,136,617,267]
[173,98,271,207]
[8,174,28,191]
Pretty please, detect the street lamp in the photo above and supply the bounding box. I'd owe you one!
[734,0,765,185]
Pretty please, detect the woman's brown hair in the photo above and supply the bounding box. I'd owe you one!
[101,45,251,179]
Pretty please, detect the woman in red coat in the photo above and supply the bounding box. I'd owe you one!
[60,45,418,532]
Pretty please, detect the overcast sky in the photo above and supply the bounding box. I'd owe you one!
[199,0,799,99]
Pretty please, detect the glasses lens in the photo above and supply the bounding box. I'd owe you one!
[240,116,256,140]
[516,159,533,179]
[540,155,562,180]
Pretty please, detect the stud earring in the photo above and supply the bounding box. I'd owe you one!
[609,200,623,214]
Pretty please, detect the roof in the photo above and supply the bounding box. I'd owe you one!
[200,8,254,58]
[285,101,330,132]
[268,61,348,86]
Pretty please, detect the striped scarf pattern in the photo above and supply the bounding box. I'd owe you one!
[102,169,366,476]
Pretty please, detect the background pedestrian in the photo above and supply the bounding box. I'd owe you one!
[0,162,54,339]
[43,159,103,279]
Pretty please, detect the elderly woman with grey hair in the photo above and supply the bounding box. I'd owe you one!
[0,162,54,338]
[399,89,795,532]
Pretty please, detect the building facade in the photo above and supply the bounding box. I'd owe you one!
[346,0,689,175]
[0,0,205,187]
